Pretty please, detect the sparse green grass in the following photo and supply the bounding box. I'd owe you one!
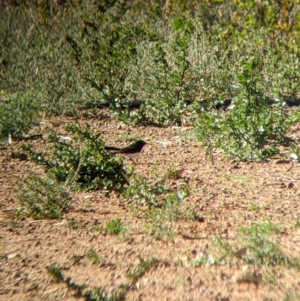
[222,173,252,183]
[193,253,207,267]
[8,220,23,231]
[123,172,191,240]
[104,219,127,235]
[45,257,158,301]
[188,221,300,278]
[238,221,281,236]
[90,218,127,236]
[127,256,158,284]
[87,249,101,265]
[17,172,72,220]
[249,202,266,211]
[293,216,300,229]
[46,265,64,283]
[237,222,300,269]
[118,135,140,143]
[67,218,83,230]
[165,165,183,180]
[283,290,300,301]
[186,222,300,284]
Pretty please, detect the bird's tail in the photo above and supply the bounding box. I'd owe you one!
[105,146,120,151]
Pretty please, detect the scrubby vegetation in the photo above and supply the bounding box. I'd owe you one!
[1,1,300,157]
[2,0,300,299]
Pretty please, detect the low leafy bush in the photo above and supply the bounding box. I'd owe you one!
[123,172,191,240]
[47,257,158,300]
[197,221,300,271]
[90,218,127,235]
[123,172,189,209]
[23,123,128,191]
[191,57,292,161]
[0,93,40,139]
[87,249,101,265]
[118,15,197,126]
[123,174,168,208]
[17,172,72,219]
[2,1,299,129]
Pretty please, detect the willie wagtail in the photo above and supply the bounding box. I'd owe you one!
[105,140,147,159]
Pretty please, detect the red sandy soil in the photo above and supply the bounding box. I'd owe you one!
[1,110,300,301]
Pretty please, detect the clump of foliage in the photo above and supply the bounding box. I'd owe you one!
[90,218,127,235]
[123,174,168,208]
[18,123,128,219]
[123,171,189,210]
[2,1,299,130]
[192,221,300,273]
[123,171,191,240]
[118,15,198,126]
[0,93,40,139]
[17,172,72,219]
[23,123,128,191]
[87,249,101,265]
[46,257,158,300]
[191,57,292,161]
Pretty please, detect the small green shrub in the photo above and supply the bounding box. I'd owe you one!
[123,173,189,210]
[17,172,72,219]
[0,93,40,139]
[123,174,167,208]
[105,218,127,235]
[46,265,64,283]
[192,57,291,161]
[238,222,300,268]
[123,173,190,240]
[90,218,127,235]
[120,15,200,126]
[87,249,101,264]
[23,123,128,191]
[205,222,300,269]
[249,202,266,211]
[45,257,157,301]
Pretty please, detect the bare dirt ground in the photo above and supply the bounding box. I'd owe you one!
[1,109,300,301]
